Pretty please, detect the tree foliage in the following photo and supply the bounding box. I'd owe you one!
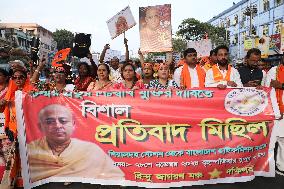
[53,29,74,50]
[176,18,229,47]
[172,37,187,53]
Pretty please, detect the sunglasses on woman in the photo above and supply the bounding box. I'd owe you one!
[12,75,26,80]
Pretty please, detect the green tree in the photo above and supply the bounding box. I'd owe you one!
[172,37,187,53]
[53,29,74,50]
[176,18,229,47]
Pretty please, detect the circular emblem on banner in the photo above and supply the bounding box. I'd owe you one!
[225,88,268,116]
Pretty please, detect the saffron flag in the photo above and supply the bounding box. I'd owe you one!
[51,48,71,67]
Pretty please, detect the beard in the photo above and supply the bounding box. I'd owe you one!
[217,59,228,67]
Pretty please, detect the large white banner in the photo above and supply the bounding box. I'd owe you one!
[187,39,212,58]
[107,6,136,39]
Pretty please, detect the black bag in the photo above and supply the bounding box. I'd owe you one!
[72,33,91,58]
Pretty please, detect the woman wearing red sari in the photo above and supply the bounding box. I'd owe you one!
[113,63,145,90]
[74,62,94,91]
[0,59,44,188]
[87,63,113,91]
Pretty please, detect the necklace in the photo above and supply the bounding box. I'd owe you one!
[158,79,169,89]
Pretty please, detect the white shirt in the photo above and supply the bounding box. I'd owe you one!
[65,84,75,91]
[110,67,122,83]
[261,70,267,86]
[264,66,284,111]
[205,66,243,87]
[174,66,200,88]
[264,66,278,87]
[265,66,283,134]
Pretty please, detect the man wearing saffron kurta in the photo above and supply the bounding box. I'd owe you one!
[174,48,206,89]
[27,104,125,182]
[265,54,284,176]
[205,45,243,88]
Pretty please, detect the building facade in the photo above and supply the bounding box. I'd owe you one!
[0,27,33,53]
[0,23,57,60]
[208,0,284,60]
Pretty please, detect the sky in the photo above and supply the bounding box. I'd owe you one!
[1,0,240,56]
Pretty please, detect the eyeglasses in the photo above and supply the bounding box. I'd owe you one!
[12,75,26,80]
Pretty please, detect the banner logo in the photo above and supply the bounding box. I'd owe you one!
[225,89,268,116]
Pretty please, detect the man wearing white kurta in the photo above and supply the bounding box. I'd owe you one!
[205,45,243,88]
[265,54,284,176]
[174,48,206,88]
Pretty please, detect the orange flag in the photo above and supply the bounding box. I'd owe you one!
[51,48,71,67]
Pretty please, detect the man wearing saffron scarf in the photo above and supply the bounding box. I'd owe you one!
[265,54,284,176]
[174,48,205,89]
[28,104,125,182]
[205,45,243,88]
[202,49,217,71]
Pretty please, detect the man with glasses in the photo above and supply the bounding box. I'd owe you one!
[27,104,125,182]
[238,48,265,87]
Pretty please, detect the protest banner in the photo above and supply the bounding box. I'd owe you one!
[107,6,136,39]
[269,34,281,54]
[16,88,277,188]
[244,37,253,51]
[139,4,172,53]
[187,39,212,58]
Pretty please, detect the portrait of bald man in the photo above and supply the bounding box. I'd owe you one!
[27,104,125,182]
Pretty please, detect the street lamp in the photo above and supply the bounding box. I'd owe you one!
[244,4,258,36]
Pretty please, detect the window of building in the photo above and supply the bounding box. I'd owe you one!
[226,18,231,27]
[234,34,238,44]
[262,24,269,36]
[252,5,258,18]
[233,15,238,26]
[231,34,238,45]
[275,19,283,34]
[263,0,270,12]
[276,0,283,6]
[252,26,257,35]
[241,31,247,44]
[242,11,247,20]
